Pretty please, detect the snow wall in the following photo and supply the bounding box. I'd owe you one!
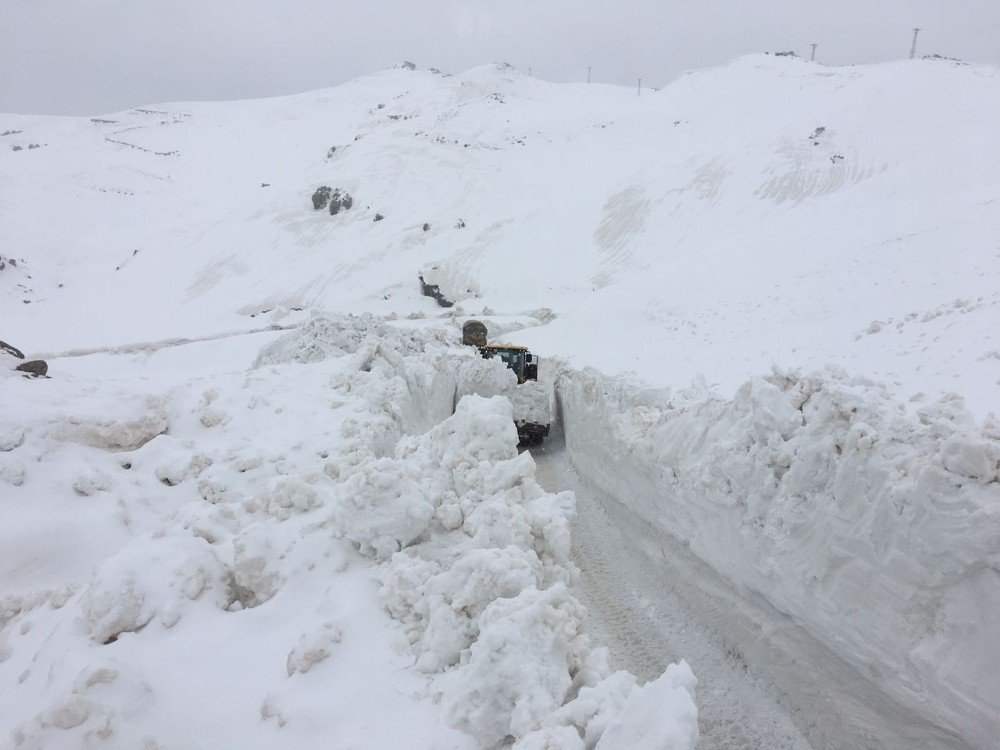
[555,365,1000,750]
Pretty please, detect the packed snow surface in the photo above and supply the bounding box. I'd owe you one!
[2,52,998,749]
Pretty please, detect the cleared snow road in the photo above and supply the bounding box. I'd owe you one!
[531,434,815,750]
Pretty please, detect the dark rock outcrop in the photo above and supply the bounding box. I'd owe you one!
[15,360,47,378]
[373,213,384,222]
[329,189,353,215]
[312,186,332,210]
[1,341,24,359]
[423,223,431,232]
[419,274,454,308]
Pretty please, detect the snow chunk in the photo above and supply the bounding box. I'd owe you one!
[231,524,285,606]
[286,621,343,676]
[55,402,168,452]
[248,476,325,520]
[73,468,113,496]
[596,663,699,750]
[940,434,999,483]
[0,426,25,451]
[82,533,227,643]
[0,456,25,486]
[444,584,591,745]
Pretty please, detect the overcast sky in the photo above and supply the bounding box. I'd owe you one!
[3,0,998,115]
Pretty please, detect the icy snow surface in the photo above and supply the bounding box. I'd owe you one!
[2,53,998,749]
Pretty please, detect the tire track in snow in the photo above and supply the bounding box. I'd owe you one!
[531,439,815,750]
[36,324,299,360]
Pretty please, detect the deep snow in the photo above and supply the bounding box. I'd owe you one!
[2,53,998,749]
[0,316,699,749]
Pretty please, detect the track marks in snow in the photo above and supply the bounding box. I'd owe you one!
[532,441,815,750]
[592,185,650,288]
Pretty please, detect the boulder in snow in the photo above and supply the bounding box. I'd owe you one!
[15,360,48,378]
[0,340,24,359]
[329,188,353,215]
[311,186,332,210]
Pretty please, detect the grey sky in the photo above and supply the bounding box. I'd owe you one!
[3,0,998,115]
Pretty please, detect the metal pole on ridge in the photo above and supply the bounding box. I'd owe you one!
[910,28,921,59]
[810,43,818,62]
[637,77,641,96]
[588,66,592,84]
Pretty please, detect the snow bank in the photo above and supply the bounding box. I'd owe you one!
[364,395,697,748]
[557,365,1000,749]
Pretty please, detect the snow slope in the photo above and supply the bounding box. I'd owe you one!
[2,54,998,749]
[3,55,998,417]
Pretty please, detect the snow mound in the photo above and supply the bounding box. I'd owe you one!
[82,532,228,643]
[331,381,695,747]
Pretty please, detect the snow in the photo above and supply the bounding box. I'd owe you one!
[5,57,998,421]
[556,364,1000,749]
[2,53,998,749]
[0,316,697,748]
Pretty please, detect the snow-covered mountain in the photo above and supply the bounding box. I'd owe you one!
[3,55,998,415]
[2,56,998,750]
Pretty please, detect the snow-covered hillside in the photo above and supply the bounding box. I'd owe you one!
[3,55,998,416]
[2,55,998,749]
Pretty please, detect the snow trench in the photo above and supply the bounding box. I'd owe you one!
[553,364,1000,750]
[256,316,700,748]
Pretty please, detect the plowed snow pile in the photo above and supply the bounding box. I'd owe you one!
[0,316,697,749]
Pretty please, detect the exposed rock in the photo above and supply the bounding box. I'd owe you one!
[311,186,332,211]
[373,213,384,222]
[455,219,466,229]
[326,146,337,158]
[328,189,353,215]
[0,341,24,359]
[419,274,454,308]
[400,61,416,71]
[261,182,270,187]
[422,223,431,232]
[11,145,22,152]
[15,360,47,378]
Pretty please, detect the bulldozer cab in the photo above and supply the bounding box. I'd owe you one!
[462,320,488,348]
[482,345,537,384]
